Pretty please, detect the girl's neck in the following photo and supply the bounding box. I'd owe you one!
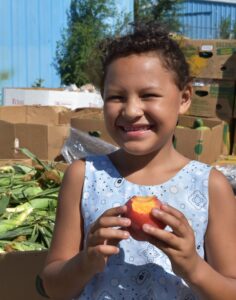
[109,145,189,186]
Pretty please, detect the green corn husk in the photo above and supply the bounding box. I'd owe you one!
[6,197,57,213]
[17,148,50,171]
[29,186,60,199]
[0,147,65,251]
[0,226,33,240]
[0,207,33,235]
[0,166,15,174]
[22,186,43,199]
[0,175,13,187]
[13,164,36,175]
[0,194,10,215]
[1,240,47,252]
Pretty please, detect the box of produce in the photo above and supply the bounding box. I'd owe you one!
[0,148,68,300]
[181,39,236,80]
[186,78,235,121]
[174,115,224,164]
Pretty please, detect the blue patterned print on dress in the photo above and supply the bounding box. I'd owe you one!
[75,155,212,300]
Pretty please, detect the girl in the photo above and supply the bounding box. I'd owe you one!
[41,23,236,299]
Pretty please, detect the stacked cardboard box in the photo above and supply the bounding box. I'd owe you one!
[0,106,119,162]
[69,108,117,146]
[174,115,224,164]
[181,39,236,80]
[0,106,71,161]
[179,39,236,160]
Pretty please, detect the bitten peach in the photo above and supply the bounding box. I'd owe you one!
[125,195,166,240]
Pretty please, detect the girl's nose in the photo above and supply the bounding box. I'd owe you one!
[121,97,143,120]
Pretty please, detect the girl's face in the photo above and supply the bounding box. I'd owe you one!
[103,53,191,156]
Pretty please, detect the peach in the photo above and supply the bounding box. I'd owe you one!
[124,195,166,241]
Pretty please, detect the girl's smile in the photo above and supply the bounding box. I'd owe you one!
[117,123,154,138]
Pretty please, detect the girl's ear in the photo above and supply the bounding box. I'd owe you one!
[179,83,192,115]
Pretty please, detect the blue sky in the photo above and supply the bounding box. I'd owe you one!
[118,0,133,14]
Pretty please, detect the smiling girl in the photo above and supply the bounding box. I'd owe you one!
[41,23,236,300]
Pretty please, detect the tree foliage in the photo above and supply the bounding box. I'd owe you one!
[55,0,130,87]
[55,0,183,87]
[133,0,183,32]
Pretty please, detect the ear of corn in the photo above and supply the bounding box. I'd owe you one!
[0,207,33,235]
[0,148,65,252]
[0,194,10,214]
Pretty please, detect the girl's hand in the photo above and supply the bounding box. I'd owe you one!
[142,204,200,280]
[85,205,131,274]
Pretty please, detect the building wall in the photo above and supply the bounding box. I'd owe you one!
[0,0,71,93]
[179,0,236,39]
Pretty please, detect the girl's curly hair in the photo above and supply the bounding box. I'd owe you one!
[99,22,190,92]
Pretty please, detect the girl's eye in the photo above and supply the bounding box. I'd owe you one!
[142,94,160,100]
[105,95,124,102]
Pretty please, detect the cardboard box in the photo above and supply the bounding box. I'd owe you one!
[0,106,71,160]
[181,39,236,79]
[68,108,116,146]
[0,120,69,160]
[59,107,104,124]
[0,250,48,300]
[186,79,235,120]
[3,88,103,109]
[174,115,224,164]
[0,105,70,125]
[71,117,116,146]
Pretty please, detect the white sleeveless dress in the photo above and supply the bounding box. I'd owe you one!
[75,155,212,300]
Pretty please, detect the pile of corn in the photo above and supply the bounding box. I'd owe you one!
[0,148,64,252]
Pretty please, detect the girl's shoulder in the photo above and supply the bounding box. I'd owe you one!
[188,160,212,170]
[188,160,212,176]
[209,166,234,197]
[61,158,86,190]
[178,160,212,181]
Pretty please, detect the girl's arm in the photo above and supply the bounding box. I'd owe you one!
[185,168,236,300]
[41,160,130,300]
[41,159,94,299]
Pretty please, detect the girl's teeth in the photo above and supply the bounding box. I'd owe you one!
[123,126,150,132]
